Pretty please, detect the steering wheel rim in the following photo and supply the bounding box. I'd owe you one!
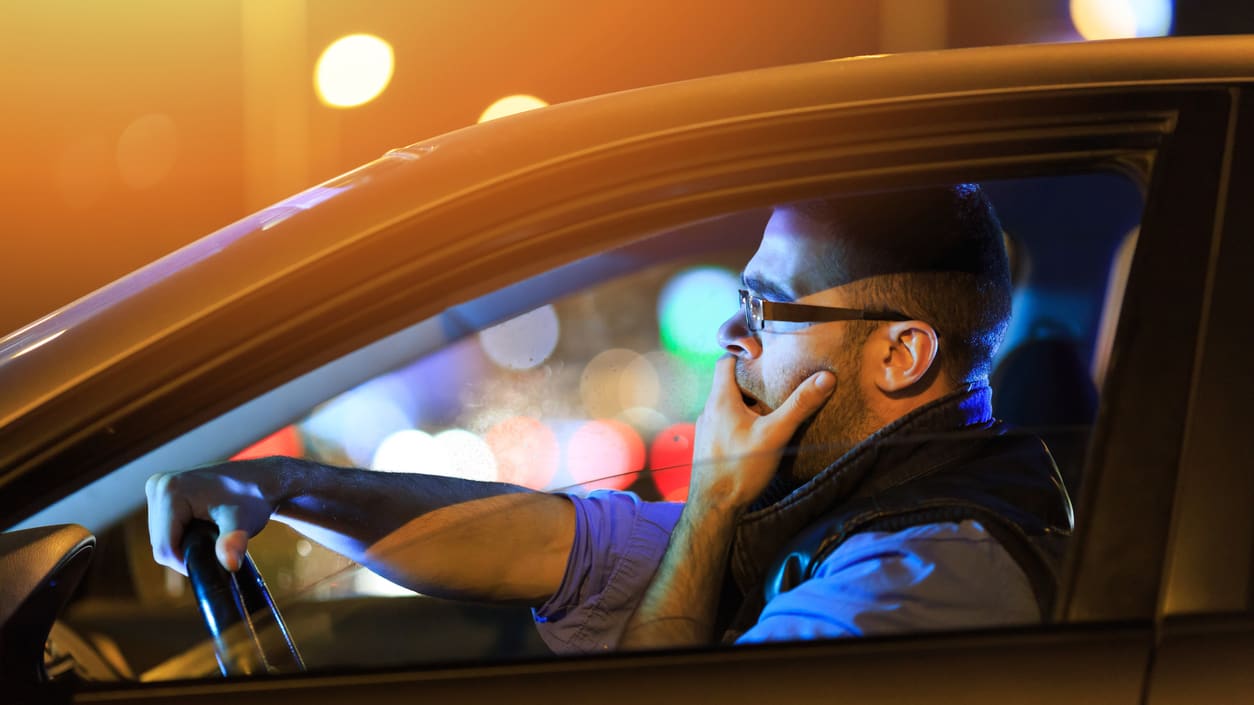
[182,519,305,676]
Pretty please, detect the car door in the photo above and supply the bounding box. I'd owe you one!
[49,82,1237,705]
[7,44,1247,704]
[1144,86,1254,705]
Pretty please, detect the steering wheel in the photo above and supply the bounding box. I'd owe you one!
[181,520,305,676]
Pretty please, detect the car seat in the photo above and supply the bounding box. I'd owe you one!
[990,330,1097,499]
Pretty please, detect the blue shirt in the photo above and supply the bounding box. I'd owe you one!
[533,490,1040,653]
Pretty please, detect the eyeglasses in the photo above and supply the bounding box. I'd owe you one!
[738,289,911,333]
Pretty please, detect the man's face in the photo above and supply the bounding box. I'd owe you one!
[718,207,873,477]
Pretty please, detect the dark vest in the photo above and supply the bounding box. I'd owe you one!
[717,384,1074,640]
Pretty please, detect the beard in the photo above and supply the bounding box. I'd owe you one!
[736,344,872,487]
[779,372,871,483]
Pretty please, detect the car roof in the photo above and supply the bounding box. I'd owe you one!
[2,35,1252,487]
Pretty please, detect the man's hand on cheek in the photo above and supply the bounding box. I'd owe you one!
[689,355,834,514]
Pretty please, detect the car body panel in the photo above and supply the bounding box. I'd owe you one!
[59,626,1152,705]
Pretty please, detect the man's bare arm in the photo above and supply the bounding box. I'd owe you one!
[620,358,833,648]
[618,502,738,646]
[147,457,574,604]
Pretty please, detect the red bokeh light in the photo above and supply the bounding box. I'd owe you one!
[566,419,644,491]
[486,416,561,490]
[649,422,694,501]
[231,425,303,461]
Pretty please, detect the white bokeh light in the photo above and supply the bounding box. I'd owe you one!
[478,305,561,371]
[305,382,413,467]
[315,34,395,108]
[1070,0,1172,40]
[433,429,498,482]
[371,429,437,473]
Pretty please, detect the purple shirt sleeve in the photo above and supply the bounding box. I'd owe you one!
[534,499,1040,653]
[532,490,683,654]
[736,520,1040,643]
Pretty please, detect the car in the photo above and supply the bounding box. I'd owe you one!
[2,34,1252,704]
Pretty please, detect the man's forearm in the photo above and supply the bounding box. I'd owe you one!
[619,503,737,648]
[257,458,574,603]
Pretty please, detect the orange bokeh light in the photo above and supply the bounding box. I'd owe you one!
[478,94,548,123]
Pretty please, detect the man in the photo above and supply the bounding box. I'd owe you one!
[147,184,1072,654]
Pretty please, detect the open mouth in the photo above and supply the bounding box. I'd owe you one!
[740,389,765,413]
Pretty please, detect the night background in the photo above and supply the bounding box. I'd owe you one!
[2,0,1252,338]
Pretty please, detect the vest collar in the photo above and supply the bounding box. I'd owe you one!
[727,383,996,597]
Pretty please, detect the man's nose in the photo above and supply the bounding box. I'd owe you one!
[718,313,762,359]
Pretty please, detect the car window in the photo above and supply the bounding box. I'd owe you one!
[51,172,1143,681]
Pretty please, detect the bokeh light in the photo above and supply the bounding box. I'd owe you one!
[1070,0,1172,39]
[566,419,645,491]
[580,348,660,418]
[646,350,707,420]
[617,406,670,445]
[116,113,179,190]
[315,34,395,108]
[650,422,695,502]
[352,568,416,598]
[371,429,436,473]
[304,379,414,466]
[657,266,740,368]
[370,428,497,482]
[231,425,303,461]
[479,305,561,371]
[478,94,548,123]
[434,429,498,482]
[486,416,560,489]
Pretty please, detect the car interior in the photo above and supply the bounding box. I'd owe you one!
[2,169,1144,685]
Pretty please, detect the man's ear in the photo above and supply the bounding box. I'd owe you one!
[871,321,940,394]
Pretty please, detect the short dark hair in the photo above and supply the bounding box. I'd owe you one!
[788,184,1011,383]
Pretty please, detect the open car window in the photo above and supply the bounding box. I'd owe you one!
[42,171,1143,682]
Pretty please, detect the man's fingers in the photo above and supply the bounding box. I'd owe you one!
[146,472,189,576]
[217,531,249,573]
[706,355,737,404]
[704,354,750,416]
[768,370,835,435]
[210,506,247,573]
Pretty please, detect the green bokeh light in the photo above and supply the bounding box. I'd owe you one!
[657,266,739,375]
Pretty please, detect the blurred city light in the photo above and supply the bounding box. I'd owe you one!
[566,419,644,491]
[478,94,548,123]
[306,379,413,466]
[315,34,395,108]
[644,350,706,420]
[1070,0,1172,39]
[371,429,436,473]
[580,348,659,418]
[231,425,303,461]
[370,428,495,481]
[657,266,739,369]
[617,405,670,445]
[434,429,498,482]
[352,567,417,598]
[486,416,561,489]
[649,422,695,501]
[479,304,560,370]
